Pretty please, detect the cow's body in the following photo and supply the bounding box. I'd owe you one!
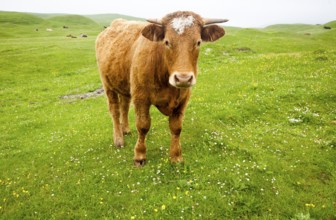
[96,11,227,166]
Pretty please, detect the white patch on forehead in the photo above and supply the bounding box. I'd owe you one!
[171,15,195,35]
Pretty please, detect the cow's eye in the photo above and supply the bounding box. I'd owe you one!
[196,40,202,47]
[164,40,170,47]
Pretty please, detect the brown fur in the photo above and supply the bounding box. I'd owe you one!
[96,11,226,166]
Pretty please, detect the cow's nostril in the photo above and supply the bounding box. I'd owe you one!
[172,73,195,87]
[175,75,179,82]
[176,74,193,83]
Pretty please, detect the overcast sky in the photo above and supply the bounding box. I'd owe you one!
[1,0,335,27]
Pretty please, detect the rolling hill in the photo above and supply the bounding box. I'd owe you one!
[0,11,102,38]
[31,12,68,19]
[0,11,334,39]
[0,11,143,29]
[0,11,100,28]
[1,11,334,31]
[86,13,144,26]
[264,23,328,34]
[0,11,44,25]
[324,20,336,28]
[46,15,99,27]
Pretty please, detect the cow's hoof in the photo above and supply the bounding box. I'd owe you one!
[123,130,131,135]
[114,140,124,148]
[134,159,146,167]
[170,157,184,164]
[122,126,131,135]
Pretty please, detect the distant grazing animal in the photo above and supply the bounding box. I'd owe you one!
[96,11,228,166]
[80,34,88,38]
[46,28,53,32]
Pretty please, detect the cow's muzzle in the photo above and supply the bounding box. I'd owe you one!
[169,72,196,88]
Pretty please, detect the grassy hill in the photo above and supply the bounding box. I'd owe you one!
[0,11,44,25]
[30,12,144,26]
[324,20,336,28]
[1,11,333,34]
[0,11,144,38]
[46,15,99,27]
[31,12,68,19]
[0,11,335,219]
[265,23,327,34]
[0,11,101,38]
[86,13,144,26]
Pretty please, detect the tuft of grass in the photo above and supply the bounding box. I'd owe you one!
[0,12,335,219]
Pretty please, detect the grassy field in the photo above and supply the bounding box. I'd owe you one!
[0,12,335,219]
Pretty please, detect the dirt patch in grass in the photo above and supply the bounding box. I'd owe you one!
[60,88,104,100]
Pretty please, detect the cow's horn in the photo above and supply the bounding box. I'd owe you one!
[203,18,229,25]
[146,18,162,25]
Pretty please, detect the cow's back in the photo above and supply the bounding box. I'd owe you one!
[96,19,146,96]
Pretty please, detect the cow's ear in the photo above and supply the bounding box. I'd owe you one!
[142,24,165,41]
[201,25,225,42]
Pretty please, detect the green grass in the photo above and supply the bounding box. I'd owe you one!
[0,12,335,219]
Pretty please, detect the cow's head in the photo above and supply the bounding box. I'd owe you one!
[142,11,228,88]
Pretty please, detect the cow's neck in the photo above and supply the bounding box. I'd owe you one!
[153,86,190,116]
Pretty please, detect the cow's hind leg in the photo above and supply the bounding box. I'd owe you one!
[120,95,131,135]
[106,89,124,147]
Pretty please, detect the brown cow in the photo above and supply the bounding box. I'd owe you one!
[96,11,228,166]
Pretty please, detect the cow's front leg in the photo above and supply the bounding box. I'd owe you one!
[169,111,184,163]
[133,101,151,167]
